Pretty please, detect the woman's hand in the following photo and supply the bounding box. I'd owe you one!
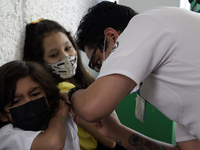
[53,99,70,120]
[60,92,71,104]
[69,109,80,124]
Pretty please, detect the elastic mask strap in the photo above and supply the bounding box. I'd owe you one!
[103,36,106,60]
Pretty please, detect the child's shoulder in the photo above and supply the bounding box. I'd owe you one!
[0,123,13,133]
[0,124,41,150]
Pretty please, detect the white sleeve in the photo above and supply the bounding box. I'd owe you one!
[0,124,41,150]
[175,123,197,142]
[63,113,80,150]
[98,15,176,92]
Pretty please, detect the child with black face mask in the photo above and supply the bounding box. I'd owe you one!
[0,60,80,150]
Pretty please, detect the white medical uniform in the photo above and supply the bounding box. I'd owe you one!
[0,113,80,150]
[98,6,200,142]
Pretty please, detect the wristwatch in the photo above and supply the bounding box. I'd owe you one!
[68,86,84,103]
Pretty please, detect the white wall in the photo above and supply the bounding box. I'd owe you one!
[0,0,102,78]
[119,0,180,12]
[0,0,97,66]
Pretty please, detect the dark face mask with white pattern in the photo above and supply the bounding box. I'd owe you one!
[7,97,50,131]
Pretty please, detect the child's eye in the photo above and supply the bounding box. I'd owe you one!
[65,47,71,51]
[31,92,41,97]
[50,53,57,57]
[12,99,22,105]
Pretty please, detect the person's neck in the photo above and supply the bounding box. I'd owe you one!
[65,77,79,86]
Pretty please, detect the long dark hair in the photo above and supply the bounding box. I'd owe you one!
[23,19,94,87]
[0,61,60,127]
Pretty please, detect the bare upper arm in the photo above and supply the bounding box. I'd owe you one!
[177,139,200,150]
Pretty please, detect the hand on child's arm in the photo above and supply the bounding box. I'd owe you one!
[54,99,70,119]
[60,92,71,105]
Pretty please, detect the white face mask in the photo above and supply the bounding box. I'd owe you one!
[47,54,78,79]
[102,36,106,65]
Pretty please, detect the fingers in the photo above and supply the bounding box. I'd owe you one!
[60,99,72,106]
[93,121,103,129]
[73,115,80,124]
[60,92,71,105]
[60,92,68,99]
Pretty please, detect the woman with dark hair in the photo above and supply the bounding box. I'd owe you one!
[0,60,80,150]
[23,19,115,150]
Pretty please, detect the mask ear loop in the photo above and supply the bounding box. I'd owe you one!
[103,36,106,61]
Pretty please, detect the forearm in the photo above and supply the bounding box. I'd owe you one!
[78,119,116,148]
[71,77,128,122]
[71,75,136,122]
[111,124,179,150]
[71,89,88,118]
[71,89,109,122]
[46,114,67,144]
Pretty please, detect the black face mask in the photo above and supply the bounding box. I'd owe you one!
[9,97,50,131]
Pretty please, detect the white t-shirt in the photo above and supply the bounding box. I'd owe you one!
[0,113,80,150]
[98,6,200,142]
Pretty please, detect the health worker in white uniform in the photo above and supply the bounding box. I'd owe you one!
[66,1,200,150]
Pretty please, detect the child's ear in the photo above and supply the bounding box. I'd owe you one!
[0,111,9,122]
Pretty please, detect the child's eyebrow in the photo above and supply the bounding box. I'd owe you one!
[28,86,41,94]
[14,86,41,98]
[64,41,70,45]
[14,93,23,99]
[48,48,57,53]
[49,41,70,52]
